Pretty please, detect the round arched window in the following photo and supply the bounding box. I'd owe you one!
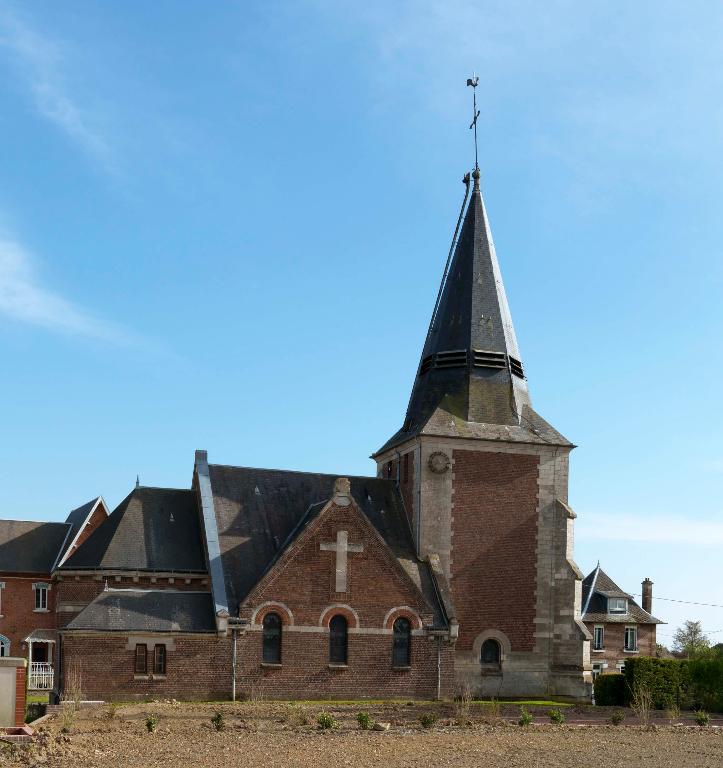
[392,617,411,667]
[262,612,282,663]
[329,614,348,664]
[481,638,501,665]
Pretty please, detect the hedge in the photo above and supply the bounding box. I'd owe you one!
[623,657,689,709]
[594,673,625,706]
[688,657,723,712]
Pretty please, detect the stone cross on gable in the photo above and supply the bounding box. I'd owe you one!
[320,530,363,592]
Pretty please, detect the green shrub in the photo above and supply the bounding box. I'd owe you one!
[145,714,158,733]
[548,708,565,724]
[610,710,625,726]
[211,711,225,731]
[695,710,710,727]
[357,711,373,730]
[317,712,338,730]
[623,657,689,710]
[419,713,437,729]
[518,706,533,727]
[688,657,723,712]
[594,673,626,706]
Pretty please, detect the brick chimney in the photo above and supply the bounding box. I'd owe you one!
[642,578,653,613]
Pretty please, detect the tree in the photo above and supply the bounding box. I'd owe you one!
[655,642,670,658]
[672,620,710,658]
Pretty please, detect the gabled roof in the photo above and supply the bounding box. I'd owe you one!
[582,565,662,624]
[53,497,108,570]
[204,462,447,623]
[376,172,570,456]
[64,589,216,633]
[0,519,70,574]
[61,487,206,573]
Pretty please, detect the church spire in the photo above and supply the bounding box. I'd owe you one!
[374,78,570,456]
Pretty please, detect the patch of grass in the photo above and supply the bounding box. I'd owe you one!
[357,711,373,730]
[316,712,338,730]
[419,713,437,729]
[695,710,710,727]
[211,711,225,731]
[548,708,565,724]
[610,710,625,726]
[472,699,573,707]
[518,706,533,727]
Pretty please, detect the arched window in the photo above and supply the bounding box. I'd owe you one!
[481,638,501,665]
[0,635,9,657]
[262,612,282,663]
[329,614,348,664]
[392,617,411,667]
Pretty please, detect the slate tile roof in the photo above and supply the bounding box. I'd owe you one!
[64,589,216,633]
[207,464,447,625]
[0,520,70,574]
[582,565,662,624]
[61,487,206,573]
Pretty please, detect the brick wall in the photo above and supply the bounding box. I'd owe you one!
[15,665,26,726]
[236,630,453,700]
[62,634,232,700]
[451,449,540,652]
[0,575,55,656]
[586,622,657,670]
[59,504,108,565]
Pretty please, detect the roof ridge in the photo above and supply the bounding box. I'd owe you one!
[208,463,380,481]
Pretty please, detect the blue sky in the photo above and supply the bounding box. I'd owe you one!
[0,1,721,646]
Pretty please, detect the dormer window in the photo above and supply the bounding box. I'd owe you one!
[608,597,627,614]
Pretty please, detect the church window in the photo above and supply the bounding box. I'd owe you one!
[329,614,348,664]
[0,635,9,657]
[392,617,411,667]
[593,625,604,650]
[262,612,282,664]
[134,644,148,674]
[153,644,166,675]
[33,582,49,611]
[481,639,501,665]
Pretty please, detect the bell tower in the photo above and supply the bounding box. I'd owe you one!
[373,80,591,699]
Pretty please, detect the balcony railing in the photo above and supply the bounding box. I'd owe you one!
[29,662,54,690]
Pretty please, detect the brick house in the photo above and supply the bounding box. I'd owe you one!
[582,565,662,680]
[0,160,596,701]
[0,498,107,690]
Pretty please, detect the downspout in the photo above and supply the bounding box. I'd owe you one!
[436,636,442,701]
[231,630,237,702]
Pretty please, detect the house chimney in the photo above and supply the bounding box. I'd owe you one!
[642,578,653,613]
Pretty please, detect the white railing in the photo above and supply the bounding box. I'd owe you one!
[29,662,54,690]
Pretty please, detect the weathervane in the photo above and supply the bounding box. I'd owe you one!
[466,74,480,171]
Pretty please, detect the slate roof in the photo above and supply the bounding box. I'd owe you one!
[207,464,447,625]
[582,565,662,624]
[376,174,570,456]
[0,520,70,574]
[61,487,206,573]
[64,589,216,633]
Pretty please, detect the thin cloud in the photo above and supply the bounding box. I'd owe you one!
[0,6,114,171]
[577,512,723,546]
[0,237,130,344]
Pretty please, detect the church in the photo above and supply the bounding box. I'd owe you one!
[0,157,593,702]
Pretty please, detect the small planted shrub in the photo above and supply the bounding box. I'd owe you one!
[695,710,710,727]
[548,708,565,724]
[419,712,437,729]
[211,711,225,732]
[145,714,158,733]
[594,673,626,707]
[284,703,309,727]
[518,706,533,727]
[357,711,373,730]
[610,710,625,726]
[317,712,338,730]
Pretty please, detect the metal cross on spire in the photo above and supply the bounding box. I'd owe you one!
[466,74,480,171]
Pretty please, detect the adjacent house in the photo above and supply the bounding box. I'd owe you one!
[582,565,663,680]
[0,498,108,691]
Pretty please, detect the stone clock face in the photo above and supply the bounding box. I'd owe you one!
[428,451,450,474]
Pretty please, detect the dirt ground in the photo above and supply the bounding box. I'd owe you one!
[3,701,722,767]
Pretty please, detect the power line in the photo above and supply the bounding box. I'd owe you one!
[632,593,723,609]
